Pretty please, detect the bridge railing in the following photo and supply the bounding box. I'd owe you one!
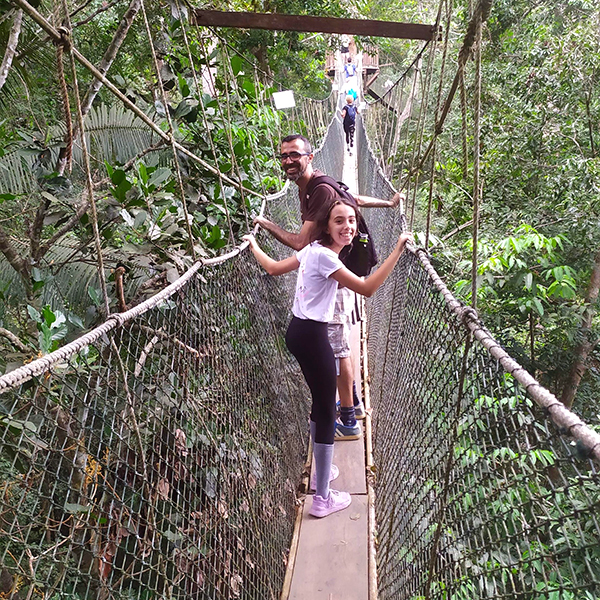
[357,114,600,600]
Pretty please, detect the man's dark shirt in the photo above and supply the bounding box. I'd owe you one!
[300,170,340,224]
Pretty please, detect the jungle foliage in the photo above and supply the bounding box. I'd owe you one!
[0,0,599,410]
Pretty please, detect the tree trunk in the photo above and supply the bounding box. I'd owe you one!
[56,0,142,174]
[0,225,31,297]
[64,0,141,135]
[80,0,142,118]
[0,9,23,92]
[560,248,600,408]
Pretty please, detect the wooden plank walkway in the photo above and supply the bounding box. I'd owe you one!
[284,113,374,599]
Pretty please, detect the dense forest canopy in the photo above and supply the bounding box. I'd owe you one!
[0,0,599,424]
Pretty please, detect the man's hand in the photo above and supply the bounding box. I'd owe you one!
[253,216,272,228]
[390,191,405,208]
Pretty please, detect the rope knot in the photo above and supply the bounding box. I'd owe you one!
[55,26,71,50]
[459,305,479,326]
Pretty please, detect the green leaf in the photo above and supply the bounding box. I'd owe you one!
[147,167,172,189]
[64,503,91,514]
[39,323,54,354]
[231,55,244,76]
[178,74,190,97]
[134,210,147,229]
[110,169,127,186]
[41,305,56,326]
[27,305,41,322]
[162,529,184,542]
[531,297,544,317]
[68,313,85,329]
[88,287,101,307]
[138,162,148,184]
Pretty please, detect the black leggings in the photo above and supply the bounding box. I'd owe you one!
[285,317,336,445]
[344,123,355,146]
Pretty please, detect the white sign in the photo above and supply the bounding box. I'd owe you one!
[272,90,296,110]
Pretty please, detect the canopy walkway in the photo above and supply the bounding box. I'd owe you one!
[0,1,599,599]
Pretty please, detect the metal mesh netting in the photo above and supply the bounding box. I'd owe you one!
[0,105,347,597]
[0,137,326,600]
[359,122,600,599]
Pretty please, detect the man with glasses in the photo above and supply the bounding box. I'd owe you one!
[254,134,403,440]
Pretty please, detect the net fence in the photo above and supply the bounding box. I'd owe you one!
[358,115,600,599]
[1,8,599,598]
[0,242,308,599]
[0,113,349,600]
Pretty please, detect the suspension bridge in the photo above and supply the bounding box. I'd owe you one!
[0,1,599,599]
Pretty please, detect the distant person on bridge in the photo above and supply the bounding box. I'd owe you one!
[244,199,412,517]
[341,95,357,155]
[253,134,403,445]
[344,55,356,79]
[340,34,350,61]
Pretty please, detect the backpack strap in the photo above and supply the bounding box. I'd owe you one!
[306,175,355,205]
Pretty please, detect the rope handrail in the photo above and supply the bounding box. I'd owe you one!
[414,247,600,463]
[0,179,289,394]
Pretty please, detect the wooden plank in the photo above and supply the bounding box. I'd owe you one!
[193,10,438,41]
[332,429,366,495]
[288,495,369,600]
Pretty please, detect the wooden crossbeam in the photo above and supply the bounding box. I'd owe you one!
[193,10,439,41]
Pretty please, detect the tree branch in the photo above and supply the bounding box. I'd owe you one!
[78,0,142,123]
[30,194,52,262]
[34,196,91,261]
[0,225,29,279]
[442,219,473,241]
[0,327,29,353]
[0,225,31,296]
[561,248,600,408]
[0,8,23,92]
[72,0,121,28]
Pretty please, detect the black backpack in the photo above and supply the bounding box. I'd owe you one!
[306,175,378,277]
[343,104,356,126]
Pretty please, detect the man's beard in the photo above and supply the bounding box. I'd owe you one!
[284,163,307,182]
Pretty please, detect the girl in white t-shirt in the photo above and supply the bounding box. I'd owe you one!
[244,200,411,518]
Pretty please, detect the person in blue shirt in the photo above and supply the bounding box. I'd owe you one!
[344,56,356,78]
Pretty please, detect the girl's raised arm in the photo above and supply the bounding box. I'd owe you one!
[243,234,300,276]
[331,232,413,297]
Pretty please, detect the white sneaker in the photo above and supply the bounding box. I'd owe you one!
[309,489,352,518]
[309,463,339,492]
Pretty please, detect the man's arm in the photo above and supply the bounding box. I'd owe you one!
[355,191,405,209]
[253,216,317,251]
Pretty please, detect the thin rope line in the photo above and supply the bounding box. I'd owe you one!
[138,0,197,259]
[176,20,233,229]
[412,247,600,464]
[57,6,110,317]
[471,5,483,309]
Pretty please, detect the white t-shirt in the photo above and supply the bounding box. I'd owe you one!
[292,242,344,322]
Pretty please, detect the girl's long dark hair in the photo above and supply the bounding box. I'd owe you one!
[315,198,359,247]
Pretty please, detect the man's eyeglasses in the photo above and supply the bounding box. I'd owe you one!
[277,152,311,161]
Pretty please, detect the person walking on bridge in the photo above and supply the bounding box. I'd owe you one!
[341,95,357,155]
[244,198,412,517]
[254,134,403,442]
